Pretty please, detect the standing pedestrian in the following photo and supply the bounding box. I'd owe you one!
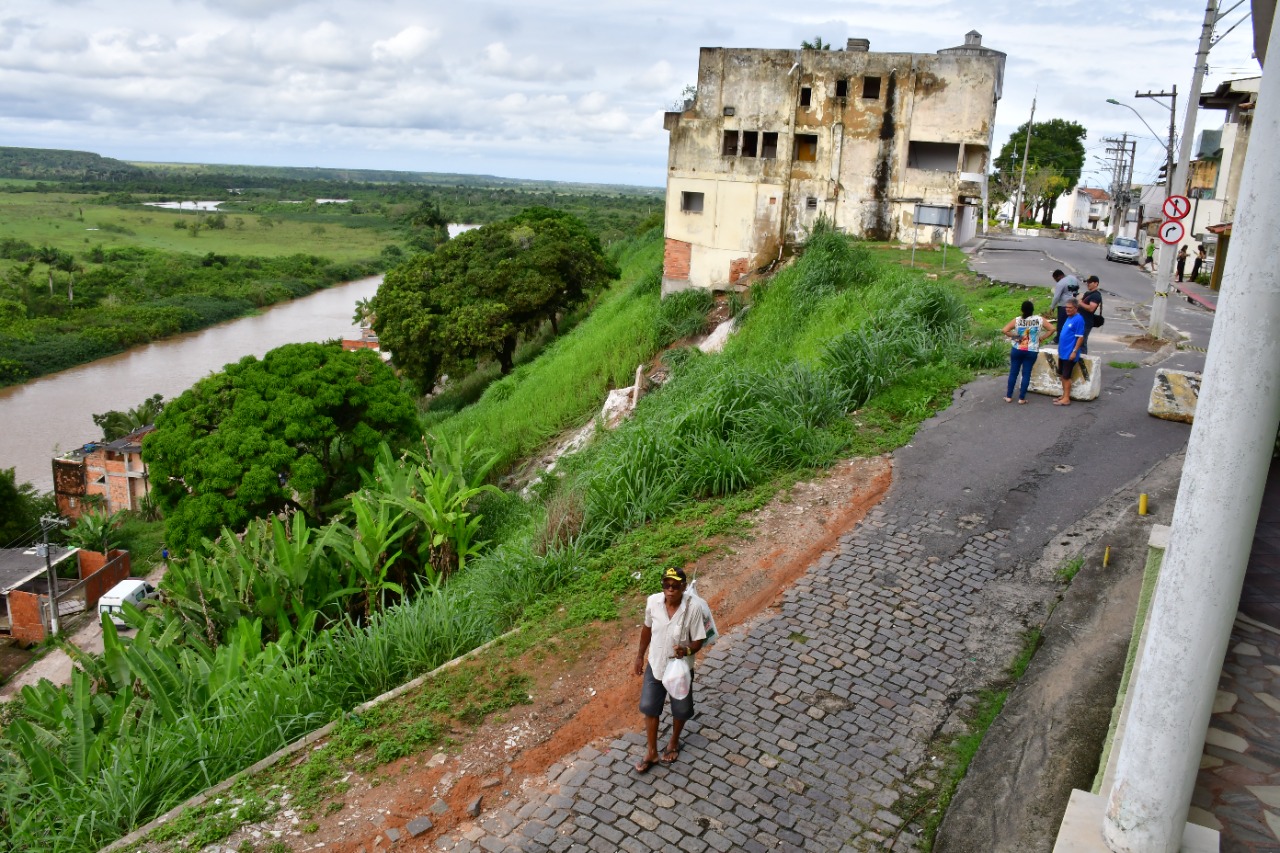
[1191,244,1207,282]
[1054,299,1086,406]
[1002,300,1054,404]
[1176,245,1189,282]
[634,567,706,773]
[1078,275,1103,355]
[1048,270,1079,342]
[1141,240,1157,270]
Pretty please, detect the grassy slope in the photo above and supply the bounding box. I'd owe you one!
[426,231,664,471]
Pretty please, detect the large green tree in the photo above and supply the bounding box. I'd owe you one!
[372,207,619,393]
[143,343,421,553]
[993,118,1087,226]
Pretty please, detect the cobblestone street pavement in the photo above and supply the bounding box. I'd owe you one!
[430,373,1191,852]
[435,508,1008,853]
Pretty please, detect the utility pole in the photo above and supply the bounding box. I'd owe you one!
[38,515,69,636]
[1012,95,1036,232]
[1137,85,1179,200]
[1147,0,1218,340]
[1103,134,1135,239]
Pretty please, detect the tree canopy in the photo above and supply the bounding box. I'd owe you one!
[371,207,620,393]
[993,118,1088,226]
[93,393,164,441]
[143,343,421,553]
[0,468,53,548]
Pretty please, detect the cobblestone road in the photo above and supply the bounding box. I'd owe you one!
[418,358,1191,852]
[433,504,1013,853]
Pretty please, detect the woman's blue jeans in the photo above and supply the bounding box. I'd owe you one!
[1007,348,1038,400]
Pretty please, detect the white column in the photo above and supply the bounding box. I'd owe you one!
[1102,12,1280,852]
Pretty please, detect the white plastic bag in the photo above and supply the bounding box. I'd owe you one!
[662,656,692,700]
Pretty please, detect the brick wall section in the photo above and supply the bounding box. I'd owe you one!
[664,238,692,281]
[78,549,131,581]
[8,591,46,645]
[729,257,750,283]
[84,557,131,610]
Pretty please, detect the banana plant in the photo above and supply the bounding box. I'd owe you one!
[324,489,412,619]
[395,465,498,582]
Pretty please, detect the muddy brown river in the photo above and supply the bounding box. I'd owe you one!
[0,275,382,493]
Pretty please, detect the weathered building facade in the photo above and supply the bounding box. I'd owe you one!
[662,32,1005,293]
[52,425,154,519]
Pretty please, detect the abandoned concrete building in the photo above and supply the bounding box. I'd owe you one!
[662,32,1006,293]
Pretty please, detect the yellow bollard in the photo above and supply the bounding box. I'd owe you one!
[1103,546,1111,568]
[1138,494,1149,516]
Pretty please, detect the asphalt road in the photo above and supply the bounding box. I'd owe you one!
[969,233,1214,372]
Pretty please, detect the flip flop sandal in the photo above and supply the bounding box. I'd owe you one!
[661,747,680,765]
[635,757,657,774]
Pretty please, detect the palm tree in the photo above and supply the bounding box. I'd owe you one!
[801,36,831,50]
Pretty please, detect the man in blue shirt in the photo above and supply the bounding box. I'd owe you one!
[1055,299,1086,406]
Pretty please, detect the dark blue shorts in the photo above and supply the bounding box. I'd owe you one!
[640,663,695,721]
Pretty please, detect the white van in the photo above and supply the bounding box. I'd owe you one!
[98,579,157,627]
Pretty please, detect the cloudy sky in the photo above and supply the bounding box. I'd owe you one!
[0,1,1263,188]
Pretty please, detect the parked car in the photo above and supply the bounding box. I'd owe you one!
[1107,237,1142,264]
[98,578,157,627]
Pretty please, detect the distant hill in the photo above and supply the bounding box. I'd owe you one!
[0,147,145,181]
[127,160,663,195]
[0,145,662,196]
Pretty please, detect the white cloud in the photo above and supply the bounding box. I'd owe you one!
[0,0,1262,185]
[372,25,438,63]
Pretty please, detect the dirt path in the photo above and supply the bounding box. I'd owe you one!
[207,456,893,852]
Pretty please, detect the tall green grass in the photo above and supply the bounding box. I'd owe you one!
[425,229,664,471]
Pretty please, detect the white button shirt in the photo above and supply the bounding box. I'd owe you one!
[644,592,706,677]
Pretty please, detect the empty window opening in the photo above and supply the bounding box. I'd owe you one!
[741,131,759,158]
[799,87,812,107]
[806,197,819,210]
[722,130,739,156]
[681,191,705,213]
[963,144,989,173]
[762,132,779,159]
[794,134,818,162]
[835,79,849,98]
[907,141,960,171]
[862,76,882,99]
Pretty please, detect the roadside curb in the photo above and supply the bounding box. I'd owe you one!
[98,627,521,853]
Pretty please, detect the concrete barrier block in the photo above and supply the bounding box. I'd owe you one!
[1148,369,1200,423]
[1029,352,1101,401]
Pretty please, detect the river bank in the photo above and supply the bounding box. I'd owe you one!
[0,274,382,492]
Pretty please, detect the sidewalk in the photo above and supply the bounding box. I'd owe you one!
[1192,461,1280,850]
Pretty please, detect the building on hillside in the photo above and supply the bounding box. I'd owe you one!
[661,31,1006,293]
[1052,186,1110,231]
[52,425,154,519]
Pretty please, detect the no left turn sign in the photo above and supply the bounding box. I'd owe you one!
[1163,195,1191,220]
[1159,219,1186,245]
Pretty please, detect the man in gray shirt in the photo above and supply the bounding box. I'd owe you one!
[1048,269,1080,342]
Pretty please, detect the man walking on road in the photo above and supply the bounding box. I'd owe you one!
[1048,270,1080,342]
[634,567,706,773]
[1141,239,1156,271]
[1055,299,1086,406]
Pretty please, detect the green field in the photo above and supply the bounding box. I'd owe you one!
[0,191,394,262]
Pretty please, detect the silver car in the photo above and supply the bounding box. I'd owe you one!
[1107,237,1142,264]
